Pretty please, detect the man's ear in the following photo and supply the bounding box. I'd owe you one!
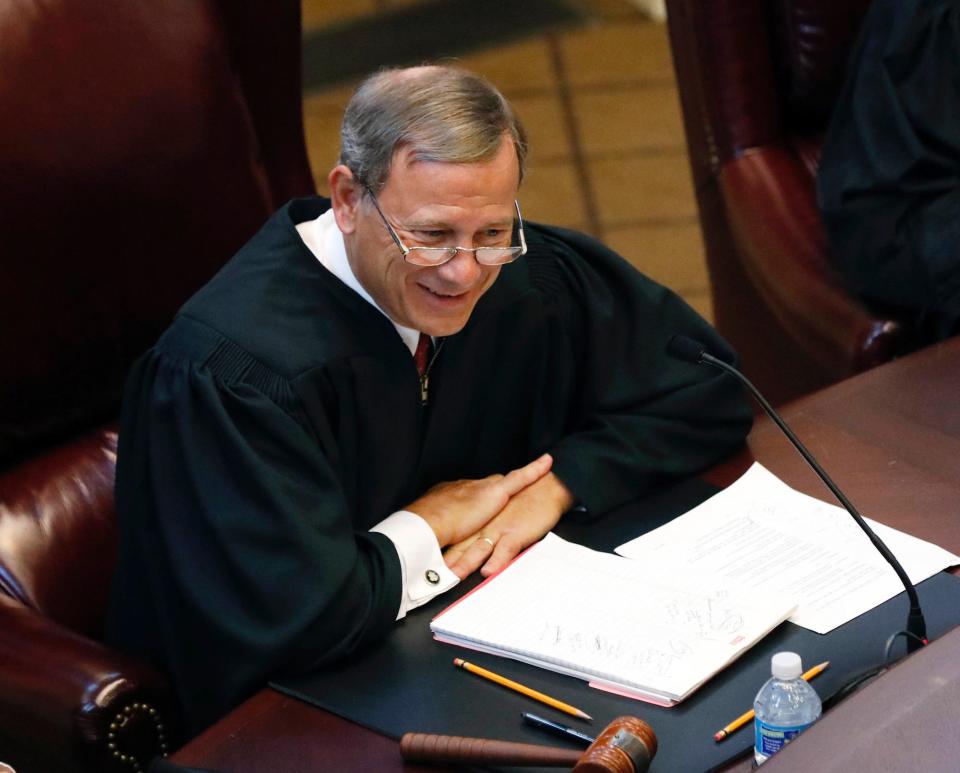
[328,165,363,234]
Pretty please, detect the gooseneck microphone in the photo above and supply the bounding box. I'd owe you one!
[666,334,928,653]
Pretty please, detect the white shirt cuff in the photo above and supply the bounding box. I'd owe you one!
[370,511,459,620]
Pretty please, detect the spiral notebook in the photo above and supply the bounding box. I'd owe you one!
[431,533,795,706]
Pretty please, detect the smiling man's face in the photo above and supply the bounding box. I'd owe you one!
[331,137,521,337]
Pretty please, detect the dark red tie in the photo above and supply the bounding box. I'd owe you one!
[414,333,432,377]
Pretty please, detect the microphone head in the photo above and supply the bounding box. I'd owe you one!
[666,334,706,364]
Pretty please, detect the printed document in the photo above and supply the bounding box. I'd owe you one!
[616,463,960,634]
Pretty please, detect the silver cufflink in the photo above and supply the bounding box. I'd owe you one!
[425,569,440,585]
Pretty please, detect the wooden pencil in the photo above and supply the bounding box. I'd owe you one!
[454,658,592,721]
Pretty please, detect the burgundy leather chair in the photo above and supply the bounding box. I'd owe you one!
[0,1,314,770]
[666,0,905,406]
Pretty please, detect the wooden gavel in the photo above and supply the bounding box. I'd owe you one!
[400,716,657,773]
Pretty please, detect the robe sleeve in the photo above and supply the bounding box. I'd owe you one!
[530,228,753,518]
[817,0,960,341]
[108,335,401,733]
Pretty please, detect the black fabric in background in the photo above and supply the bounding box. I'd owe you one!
[272,478,960,772]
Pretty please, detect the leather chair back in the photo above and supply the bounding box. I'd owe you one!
[0,1,314,770]
[0,0,314,464]
[0,428,118,638]
[667,0,902,405]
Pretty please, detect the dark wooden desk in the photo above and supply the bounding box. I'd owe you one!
[172,338,960,772]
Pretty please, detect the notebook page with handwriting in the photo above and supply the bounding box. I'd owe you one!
[431,533,795,705]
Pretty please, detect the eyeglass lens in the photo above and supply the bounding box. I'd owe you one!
[403,247,522,266]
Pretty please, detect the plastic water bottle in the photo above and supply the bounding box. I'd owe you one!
[753,652,822,765]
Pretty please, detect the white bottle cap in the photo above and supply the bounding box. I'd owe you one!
[771,651,803,679]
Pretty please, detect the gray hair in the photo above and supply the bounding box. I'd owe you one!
[339,65,528,192]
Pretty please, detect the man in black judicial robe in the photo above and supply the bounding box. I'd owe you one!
[818,0,960,344]
[106,65,752,734]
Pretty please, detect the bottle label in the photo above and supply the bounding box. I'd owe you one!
[755,720,810,760]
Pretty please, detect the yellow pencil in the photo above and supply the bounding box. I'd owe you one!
[453,658,593,721]
[714,661,829,742]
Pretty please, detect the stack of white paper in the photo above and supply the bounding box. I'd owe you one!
[616,463,960,634]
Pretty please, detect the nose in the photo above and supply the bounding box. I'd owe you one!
[433,247,484,287]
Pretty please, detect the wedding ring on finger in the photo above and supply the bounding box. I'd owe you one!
[479,536,496,549]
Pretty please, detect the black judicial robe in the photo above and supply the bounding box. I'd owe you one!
[818,0,960,343]
[106,197,752,733]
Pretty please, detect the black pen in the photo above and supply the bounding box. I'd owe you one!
[522,712,596,746]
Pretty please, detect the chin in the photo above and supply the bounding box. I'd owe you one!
[406,292,481,337]
[404,271,499,336]
[419,315,471,338]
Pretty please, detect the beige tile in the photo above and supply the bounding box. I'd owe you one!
[681,290,715,324]
[304,124,339,195]
[590,153,696,224]
[520,164,588,231]
[558,19,675,86]
[603,222,708,293]
[302,84,358,193]
[301,0,378,31]
[574,84,684,155]
[301,81,358,108]
[454,38,557,96]
[510,93,571,163]
[621,0,667,22]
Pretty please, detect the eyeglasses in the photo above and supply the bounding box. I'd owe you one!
[365,188,528,267]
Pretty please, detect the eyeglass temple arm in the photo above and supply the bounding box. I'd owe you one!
[514,200,527,255]
[365,186,411,256]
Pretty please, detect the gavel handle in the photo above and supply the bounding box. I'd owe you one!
[400,733,582,767]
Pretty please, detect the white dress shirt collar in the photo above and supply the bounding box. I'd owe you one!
[296,207,422,356]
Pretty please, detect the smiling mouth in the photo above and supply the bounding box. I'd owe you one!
[420,284,467,299]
